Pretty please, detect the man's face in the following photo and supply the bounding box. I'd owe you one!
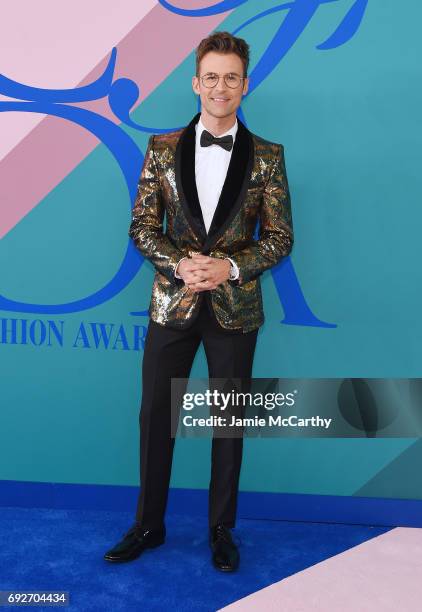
[192,51,249,121]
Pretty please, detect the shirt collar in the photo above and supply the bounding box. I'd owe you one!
[195,115,238,145]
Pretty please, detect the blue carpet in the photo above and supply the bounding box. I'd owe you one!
[0,507,391,611]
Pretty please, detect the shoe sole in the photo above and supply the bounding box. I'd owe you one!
[103,538,165,563]
[212,560,239,572]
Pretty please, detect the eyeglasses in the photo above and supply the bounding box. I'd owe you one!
[200,73,246,89]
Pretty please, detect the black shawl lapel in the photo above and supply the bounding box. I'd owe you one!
[175,111,255,251]
[203,115,254,252]
[175,112,207,242]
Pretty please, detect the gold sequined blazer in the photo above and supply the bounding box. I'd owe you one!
[129,112,293,333]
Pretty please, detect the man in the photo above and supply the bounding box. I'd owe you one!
[104,31,293,572]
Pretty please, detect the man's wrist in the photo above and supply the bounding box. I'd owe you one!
[174,256,188,279]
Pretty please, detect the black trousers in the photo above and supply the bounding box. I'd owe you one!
[135,296,258,530]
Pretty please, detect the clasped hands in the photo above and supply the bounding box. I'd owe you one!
[177,253,231,293]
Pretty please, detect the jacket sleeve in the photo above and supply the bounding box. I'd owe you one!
[228,144,294,286]
[128,135,185,284]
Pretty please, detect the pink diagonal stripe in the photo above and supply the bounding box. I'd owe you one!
[0,0,156,162]
[219,528,422,611]
[0,1,232,238]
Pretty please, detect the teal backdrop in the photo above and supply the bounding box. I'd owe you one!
[1,1,421,506]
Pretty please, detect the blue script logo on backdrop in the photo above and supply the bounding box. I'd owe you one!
[0,0,368,328]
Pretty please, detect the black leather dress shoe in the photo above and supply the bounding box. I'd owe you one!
[209,524,240,572]
[103,524,165,563]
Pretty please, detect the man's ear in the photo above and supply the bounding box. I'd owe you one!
[192,76,200,95]
[243,77,249,96]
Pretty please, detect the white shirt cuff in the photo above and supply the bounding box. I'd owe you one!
[225,257,240,280]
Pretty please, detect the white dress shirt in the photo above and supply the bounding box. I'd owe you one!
[174,116,240,281]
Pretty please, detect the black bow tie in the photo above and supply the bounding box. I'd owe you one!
[200,129,233,151]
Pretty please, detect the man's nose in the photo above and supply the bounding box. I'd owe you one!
[214,83,228,94]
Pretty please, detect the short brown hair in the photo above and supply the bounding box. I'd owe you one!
[195,31,250,77]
